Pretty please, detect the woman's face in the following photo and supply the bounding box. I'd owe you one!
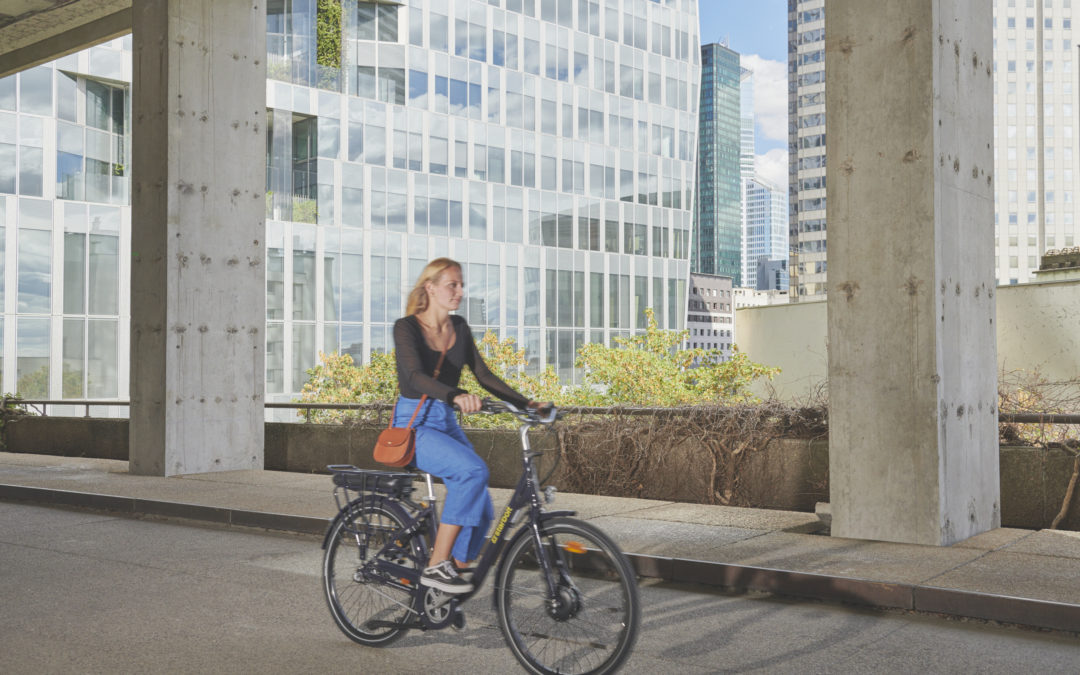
[426,266,464,312]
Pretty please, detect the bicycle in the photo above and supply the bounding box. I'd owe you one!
[321,400,640,675]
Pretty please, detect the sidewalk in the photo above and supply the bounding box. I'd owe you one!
[2,451,1080,634]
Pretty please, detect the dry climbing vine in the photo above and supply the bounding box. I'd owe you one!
[555,402,828,505]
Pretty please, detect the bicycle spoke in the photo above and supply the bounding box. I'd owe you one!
[497,518,639,675]
[322,500,422,647]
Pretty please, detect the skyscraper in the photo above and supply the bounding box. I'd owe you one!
[787,0,826,300]
[788,0,1080,295]
[0,0,702,401]
[739,67,755,181]
[743,176,789,290]
[695,42,742,284]
[992,0,1078,283]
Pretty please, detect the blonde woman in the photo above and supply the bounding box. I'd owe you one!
[393,258,546,594]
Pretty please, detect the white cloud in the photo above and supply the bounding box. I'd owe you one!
[755,148,789,189]
[740,54,788,144]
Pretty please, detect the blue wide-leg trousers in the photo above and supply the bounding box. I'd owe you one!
[393,396,493,562]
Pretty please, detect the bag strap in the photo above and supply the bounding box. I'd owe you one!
[390,344,449,431]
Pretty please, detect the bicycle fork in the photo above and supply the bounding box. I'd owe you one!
[527,519,582,620]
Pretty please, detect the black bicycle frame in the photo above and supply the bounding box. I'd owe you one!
[368,419,574,605]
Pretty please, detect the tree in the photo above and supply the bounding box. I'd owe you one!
[297,314,780,422]
[574,308,778,406]
[297,350,396,423]
[460,331,563,406]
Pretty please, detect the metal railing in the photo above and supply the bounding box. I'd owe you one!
[7,399,1080,426]
[8,400,130,417]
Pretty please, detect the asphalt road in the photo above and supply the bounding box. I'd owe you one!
[1,502,1078,674]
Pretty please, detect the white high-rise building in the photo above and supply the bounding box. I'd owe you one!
[788,0,1080,294]
[0,0,702,402]
[743,176,789,290]
[992,0,1078,283]
[787,0,826,300]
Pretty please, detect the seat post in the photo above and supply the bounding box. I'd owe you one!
[423,472,437,503]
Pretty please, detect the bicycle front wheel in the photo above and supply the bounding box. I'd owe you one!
[495,517,640,675]
[322,499,422,646]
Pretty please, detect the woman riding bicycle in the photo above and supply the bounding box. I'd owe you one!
[393,257,548,595]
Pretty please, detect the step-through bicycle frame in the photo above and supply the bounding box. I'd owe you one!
[323,402,574,626]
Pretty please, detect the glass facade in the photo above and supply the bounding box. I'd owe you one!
[0,42,129,407]
[0,0,701,401]
[694,42,741,284]
[743,176,789,289]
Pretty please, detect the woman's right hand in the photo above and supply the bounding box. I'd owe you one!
[453,392,483,414]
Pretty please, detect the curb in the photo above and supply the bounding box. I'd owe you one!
[3,483,1080,634]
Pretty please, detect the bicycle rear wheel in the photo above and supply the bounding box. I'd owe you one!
[495,517,640,675]
[322,499,422,646]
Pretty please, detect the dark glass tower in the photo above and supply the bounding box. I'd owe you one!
[695,43,742,285]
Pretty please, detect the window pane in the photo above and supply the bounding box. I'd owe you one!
[356,3,376,39]
[266,323,284,393]
[88,233,119,315]
[19,146,43,196]
[0,143,15,193]
[19,67,53,116]
[341,324,364,363]
[377,5,398,42]
[292,323,316,392]
[323,248,340,322]
[0,76,14,110]
[340,246,363,321]
[18,228,51,314]
[267,226,285,320]
[87,319,117,397]
[63,232,86,314]
[57,72,77,122]
[16,317,50,398]
[293,229,316,320]
[63,318,84,398]
[85,80,110,130]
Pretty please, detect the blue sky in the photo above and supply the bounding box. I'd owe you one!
[698,1,789,187]
[697,1,788,62]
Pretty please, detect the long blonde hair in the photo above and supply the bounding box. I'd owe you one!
[406,257,462,316]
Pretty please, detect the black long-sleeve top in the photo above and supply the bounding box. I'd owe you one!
[393,314,530,409]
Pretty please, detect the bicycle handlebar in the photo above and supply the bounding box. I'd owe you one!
[455,399,561,425]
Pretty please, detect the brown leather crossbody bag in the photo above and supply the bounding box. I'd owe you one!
[374,346,447,468]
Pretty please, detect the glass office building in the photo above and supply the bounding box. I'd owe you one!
[695,42,742,285]
[743,176,789,289]
[0,0,701,402]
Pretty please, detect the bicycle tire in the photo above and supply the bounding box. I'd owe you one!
[495,517,640,675]
[322,498,423,646]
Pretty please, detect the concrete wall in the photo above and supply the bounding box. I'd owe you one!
[738,280,1080,402]
[7,417,1077,531]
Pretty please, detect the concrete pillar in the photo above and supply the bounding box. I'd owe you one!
[130,0,266,476]
[825,0,999,545]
